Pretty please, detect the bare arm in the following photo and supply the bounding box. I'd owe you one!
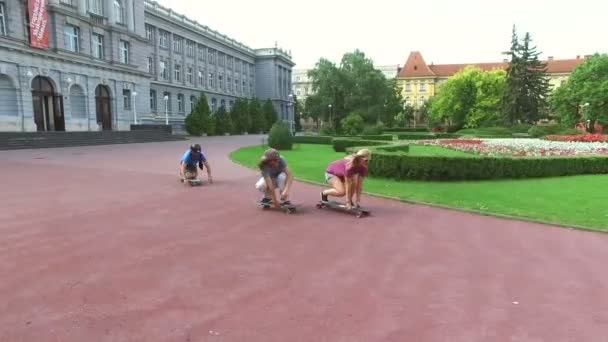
[345,176,354,208]
[265,176,280,207]
[355,175,364,205]
[282,167,294,197]
[203,161,213,183]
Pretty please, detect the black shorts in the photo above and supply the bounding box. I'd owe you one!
[184,164,198,173]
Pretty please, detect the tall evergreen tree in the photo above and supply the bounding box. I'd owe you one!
[184,93,214,135]
[262,99,278,132]
[229,98,251,134]
[248,98,265,133]
[214,105,232,135]
[501,26,550,125]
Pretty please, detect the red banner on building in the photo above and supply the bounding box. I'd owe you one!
[28,0,49,50]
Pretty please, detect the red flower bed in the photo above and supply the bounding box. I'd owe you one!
[545,134,608,142]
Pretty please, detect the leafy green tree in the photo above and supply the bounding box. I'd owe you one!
[262,99,278,132]
[185,93,213,135]
[429,67,506,129]
[214,105,232,135]
[550,53,608,127]
[502,26,550,125]
[248,98,265,133]
[308,50,403,130]
[341,113,365,135]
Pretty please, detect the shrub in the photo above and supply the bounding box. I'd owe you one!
[367,153,608,181]
[528,125,580,138]
[362,123,386,135]
[332,138,389,152]
[268,121,293,150]
[436,133,462,139]
[293,136,333,144]
[457,127,513,137]
[320,125,337,136]
[341,113,365,135]
[345,143,410,154]
[357,134,393,141]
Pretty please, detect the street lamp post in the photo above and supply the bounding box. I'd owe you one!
[288,93,294,134]
[132,91,138,124]
[328,104,333,127]
[164,95,169,126]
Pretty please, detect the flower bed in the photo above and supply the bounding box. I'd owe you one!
[422,138,608,157]
[545,134,608,142]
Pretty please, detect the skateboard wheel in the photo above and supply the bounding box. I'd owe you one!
[316,203,323,209]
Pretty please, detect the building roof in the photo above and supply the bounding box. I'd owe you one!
[398,51,586,78]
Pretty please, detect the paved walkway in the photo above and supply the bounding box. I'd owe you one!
[1,135,607,342]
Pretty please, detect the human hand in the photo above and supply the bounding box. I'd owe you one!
[280,190,289,201]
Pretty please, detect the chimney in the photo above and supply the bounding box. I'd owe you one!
[548,56,554,61]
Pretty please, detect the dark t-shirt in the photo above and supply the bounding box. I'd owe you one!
[261,157,287,178]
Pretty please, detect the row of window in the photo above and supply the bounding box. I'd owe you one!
[404,83,427,92]
[59,0,126,25]
[145,24,253,76]
[63,24,130,63]
[150,58,253,95]
[148,90,234,113]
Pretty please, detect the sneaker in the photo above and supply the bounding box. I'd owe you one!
[282,200,292,206]
[260,197,272,204]
[321,192,328,202]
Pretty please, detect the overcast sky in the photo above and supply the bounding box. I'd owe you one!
[156,0,607,69]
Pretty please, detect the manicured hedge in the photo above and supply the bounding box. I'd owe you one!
[332,138,390,152]
[384,128,429,133]
[346,143,410,154]
[335,134,394,141]
[293,136,333,144]
[368,153,608,180]
[397,133,437,140]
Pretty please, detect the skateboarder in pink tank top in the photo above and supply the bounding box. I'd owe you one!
[321,149,371,210]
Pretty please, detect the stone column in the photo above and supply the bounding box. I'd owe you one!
[105,0,115,25]
[126,0,134,31]
[78,0,87,16]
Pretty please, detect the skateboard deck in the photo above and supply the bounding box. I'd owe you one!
[180,178,203,186]
[258,200,297,214]
[316,200,370,218]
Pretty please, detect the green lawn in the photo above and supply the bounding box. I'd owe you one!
[231,144,608,231]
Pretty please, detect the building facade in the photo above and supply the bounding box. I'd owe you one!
[396,51,586,109]
[0,0,295,132]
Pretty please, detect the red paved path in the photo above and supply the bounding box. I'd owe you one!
[1,135,608,342]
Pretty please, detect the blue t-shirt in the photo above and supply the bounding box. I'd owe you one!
[181,150,207,166]
[261,156,287,178]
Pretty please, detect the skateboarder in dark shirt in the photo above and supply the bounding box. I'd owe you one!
[256,148,293,208]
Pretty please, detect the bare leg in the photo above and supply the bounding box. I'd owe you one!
[323,177,346,198]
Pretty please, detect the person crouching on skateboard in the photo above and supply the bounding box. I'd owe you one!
[321,148,371,210]
[256,148,294,209]
[180,144,213,183]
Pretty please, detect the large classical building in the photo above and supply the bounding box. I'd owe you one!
[396,51,586,109]
[0,0,295,132]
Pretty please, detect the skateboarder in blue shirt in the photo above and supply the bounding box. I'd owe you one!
[180,144,213,183]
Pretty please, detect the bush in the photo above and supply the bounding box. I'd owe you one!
[357,134,393,141]
[341,113,365,135]
[436,133,462,139]
[457,127,514,137]
[362,123,386,135]
[345,143,410,154]
[332,138,389,152]
[367,153,608,181]
[268,121,293,150]
[293,136,333,144]
[528,125,581,138]
[320,125,337,136]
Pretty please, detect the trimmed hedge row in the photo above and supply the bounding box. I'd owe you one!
[397,133,462,140]
[293,136,333,144]
[384,128,429,133]
[367,153,608,180]
[346,143,410,154]
[332,138,390,152]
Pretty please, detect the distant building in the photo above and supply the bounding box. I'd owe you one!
[396,51,586,109]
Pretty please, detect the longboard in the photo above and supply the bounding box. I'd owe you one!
[179,178,203,186]
[316,200,370,218]
[258,200,297,214]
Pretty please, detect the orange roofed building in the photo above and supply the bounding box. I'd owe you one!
[396,51,587,109]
